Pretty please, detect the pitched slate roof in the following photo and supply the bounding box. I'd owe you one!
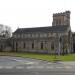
[13,25,69,34]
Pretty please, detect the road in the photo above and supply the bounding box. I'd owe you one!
[0,56,75,75]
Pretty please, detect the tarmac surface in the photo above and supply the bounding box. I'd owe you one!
[0,56,75,75]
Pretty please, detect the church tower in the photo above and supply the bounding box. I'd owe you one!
[52,11,70,26]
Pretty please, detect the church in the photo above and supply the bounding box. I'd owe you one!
[11,11,73,54]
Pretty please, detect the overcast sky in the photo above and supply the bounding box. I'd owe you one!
[0,0,74,32]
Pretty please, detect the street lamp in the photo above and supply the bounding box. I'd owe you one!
[54,33,61,62]
[58,33,61,56]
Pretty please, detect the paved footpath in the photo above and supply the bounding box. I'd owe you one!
[0,56,74,70]
[0,56,75,75]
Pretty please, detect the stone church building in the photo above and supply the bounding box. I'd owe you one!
[11,11,73,54]
[0,11,73,54]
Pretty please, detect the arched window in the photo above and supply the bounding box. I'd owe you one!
[68,30,71,37]
[23,42,26,48]
[51,42,54,50]
[16,42,18,52]
[41,42,43,49]
[32,43,34,49]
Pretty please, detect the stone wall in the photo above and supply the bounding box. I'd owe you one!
[11,32,73,54]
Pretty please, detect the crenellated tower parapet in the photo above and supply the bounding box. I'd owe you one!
[52,11,70,26]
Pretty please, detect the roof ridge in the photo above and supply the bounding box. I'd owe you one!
[18,26,52,29]
[13,25,69,34]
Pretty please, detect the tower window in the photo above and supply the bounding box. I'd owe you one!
[59,19,61,25]
[56,20,58,25]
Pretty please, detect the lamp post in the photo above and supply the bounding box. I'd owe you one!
[58,33,61,56]
[54,33,61,62]
[56,33,61,56]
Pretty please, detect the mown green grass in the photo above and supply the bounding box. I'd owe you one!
[58,54,75,61]
[0,52,75,62]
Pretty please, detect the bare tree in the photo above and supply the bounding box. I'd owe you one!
[0,24,12,38]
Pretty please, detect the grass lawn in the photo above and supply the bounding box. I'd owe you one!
[0,52,75,62]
